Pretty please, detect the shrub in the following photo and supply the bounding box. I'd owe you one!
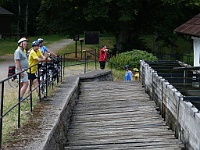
[109,49,158,70]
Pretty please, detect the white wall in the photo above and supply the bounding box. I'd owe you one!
[192,37,200,66]
[140,60,200,150]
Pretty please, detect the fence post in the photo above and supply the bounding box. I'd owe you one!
[63,54,65,77]
[0,82,5,148]
[18,75,21,128]
[95,49,97,70]
[29,68,33,112]
[60,56,63,82]
[45,62,48,97]
[83,50,86,74]
[38,66,41,101]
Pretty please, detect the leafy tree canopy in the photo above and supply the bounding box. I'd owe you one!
[0,0,200,53]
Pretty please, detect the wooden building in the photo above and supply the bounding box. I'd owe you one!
[174,13,200,66]
[0,7,13,38]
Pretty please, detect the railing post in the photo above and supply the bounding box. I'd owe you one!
[18,74,21,128]
[83,50,86,74]
[38,66,41,101]
[60,56,63,82]
[0,82,5,148]
[95,49,97,70]
[63,54,65,78]
[30,68,33,112]
[45,62,48,97]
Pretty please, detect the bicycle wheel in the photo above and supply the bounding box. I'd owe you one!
[40,81,47,95]
[40,74,47,96]
[48,70,54,86]
[8,76,19,88]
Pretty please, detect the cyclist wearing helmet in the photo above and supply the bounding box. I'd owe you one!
[27,41,48,98]
[38,38,57,57]
[124,65,133,81]
[14,37,29,100]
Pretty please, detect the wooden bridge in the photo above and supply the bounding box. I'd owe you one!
[65,81,184,150]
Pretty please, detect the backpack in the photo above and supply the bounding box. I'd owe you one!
[8,66,16,77]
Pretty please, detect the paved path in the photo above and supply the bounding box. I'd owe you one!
[65,81,184,150]
[0,39,74,81]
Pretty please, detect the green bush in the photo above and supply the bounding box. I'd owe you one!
[109,49,158,70]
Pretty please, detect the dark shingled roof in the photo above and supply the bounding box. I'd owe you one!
[174,13,200,37]
[0,6,13,15]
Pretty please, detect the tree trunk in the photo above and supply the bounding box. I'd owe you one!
[25,0,28,35]
[116,23,129,53]
[18,0,21,34]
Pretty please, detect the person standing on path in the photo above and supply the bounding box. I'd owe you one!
[99,45,108,69]
[14,37,29,101]
[124,65,133,81]
[27,41,48,99]
[38,38,57,57]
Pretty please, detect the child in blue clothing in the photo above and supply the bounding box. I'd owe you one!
[124,65,133,81]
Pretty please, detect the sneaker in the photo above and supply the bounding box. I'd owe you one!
[41,96,48,101]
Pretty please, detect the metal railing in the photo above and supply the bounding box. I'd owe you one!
[153,53,193,66]
[0,50,123,148]
[0,56,63,148]
[62,50,98,74]
[82,49,124,71]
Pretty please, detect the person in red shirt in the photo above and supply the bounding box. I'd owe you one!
[99,46,108,69]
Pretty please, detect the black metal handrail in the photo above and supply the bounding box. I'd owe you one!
[0,50,122,148]
[84,49,124,71]
[0,56,63,148]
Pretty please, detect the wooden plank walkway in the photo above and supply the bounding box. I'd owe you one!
[65,81,184,150]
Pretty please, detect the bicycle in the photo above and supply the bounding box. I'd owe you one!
[37,56,61,95]
[51,56,61,82]
[38,58,59,89]
[39,66,47,96]
[7,66,18,88]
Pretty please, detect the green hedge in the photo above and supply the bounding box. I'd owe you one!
[109,49,158,70]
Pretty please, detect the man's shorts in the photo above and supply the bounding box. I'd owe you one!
[28,73,37,82]
[17,71,28,83]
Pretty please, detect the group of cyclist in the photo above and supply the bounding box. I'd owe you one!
[14,37,58,101]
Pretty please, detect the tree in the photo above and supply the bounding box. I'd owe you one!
[0,0,41,35]
[2,0,200,53]
[38,0,145,52]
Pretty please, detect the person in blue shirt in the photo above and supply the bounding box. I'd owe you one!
[38,38,57,57]
[124,65,133,81]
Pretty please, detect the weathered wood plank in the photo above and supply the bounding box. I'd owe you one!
[65,81,184,149]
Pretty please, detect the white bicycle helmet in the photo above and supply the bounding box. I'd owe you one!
[18,37,27,45]
[38,38,44,43]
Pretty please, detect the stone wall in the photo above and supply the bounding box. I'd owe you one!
[42,70,113,150]
[140,60,200,150]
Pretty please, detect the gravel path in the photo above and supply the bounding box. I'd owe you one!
[0,39,74,81]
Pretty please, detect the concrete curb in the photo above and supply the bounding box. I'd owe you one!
[5,70,112,150]
[42,70,113,150]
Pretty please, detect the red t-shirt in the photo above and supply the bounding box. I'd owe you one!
[99,47,107,61]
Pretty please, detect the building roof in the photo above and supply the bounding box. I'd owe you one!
[0,6,13,15]
[174,13,200,37]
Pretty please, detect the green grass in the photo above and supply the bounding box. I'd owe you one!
[0,34,195,145]
[0,35,67,55]
[2,87,39,144]
[2,83,60,145]
[57,36,115,55]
